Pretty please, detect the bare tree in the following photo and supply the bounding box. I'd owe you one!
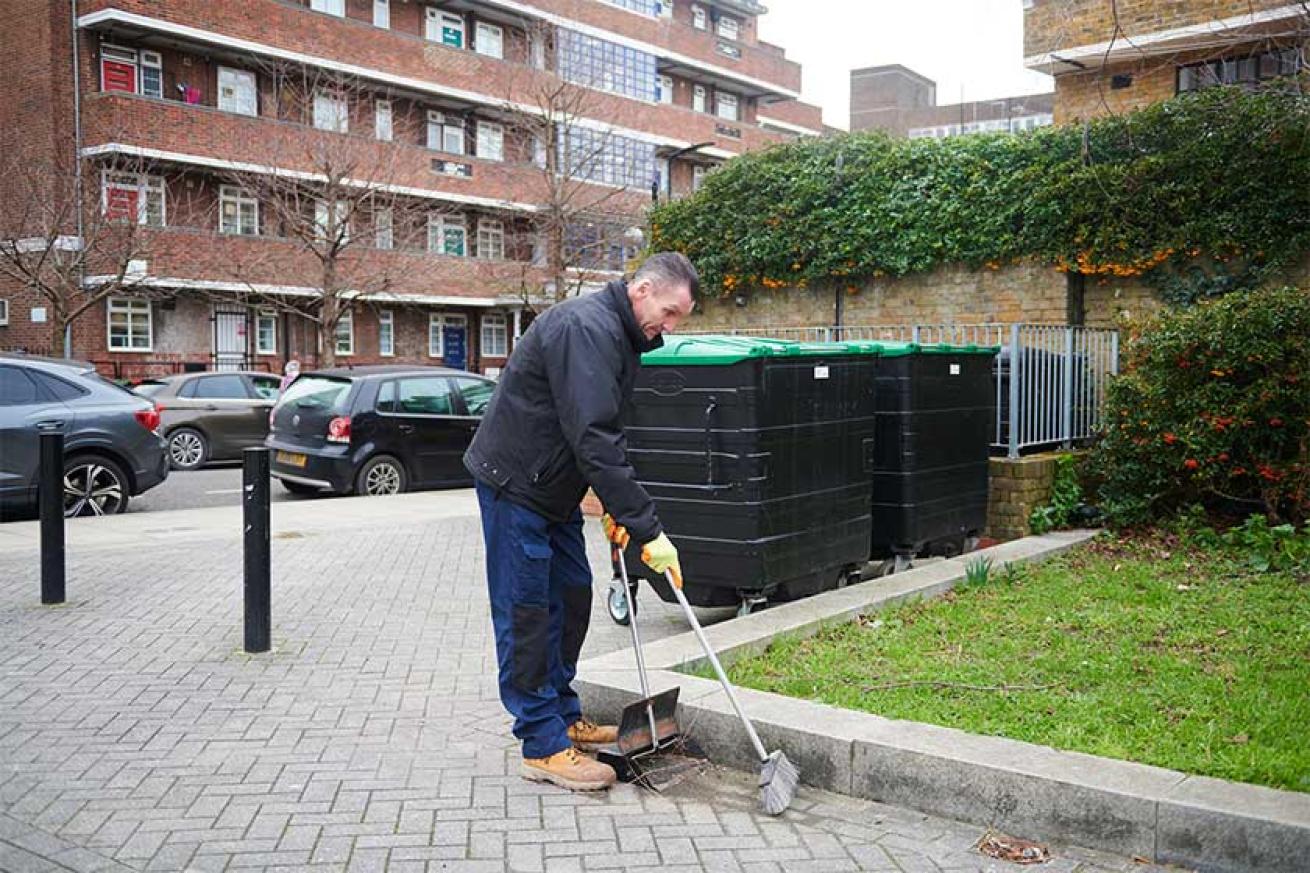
[486,24,652,305]
[212,62,428,366]
[0,146,171,356]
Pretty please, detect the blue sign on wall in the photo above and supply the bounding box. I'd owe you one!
[443,326,467,371]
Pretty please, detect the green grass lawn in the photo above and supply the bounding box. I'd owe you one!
[710,535,1310,792]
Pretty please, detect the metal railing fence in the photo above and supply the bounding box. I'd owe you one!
[684,323,1120,457]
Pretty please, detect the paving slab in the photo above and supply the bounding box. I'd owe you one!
[3,496,1153,872]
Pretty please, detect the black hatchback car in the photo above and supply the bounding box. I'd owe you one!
[265,365,495,497]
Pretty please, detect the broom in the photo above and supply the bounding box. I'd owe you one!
[664,570,800,815]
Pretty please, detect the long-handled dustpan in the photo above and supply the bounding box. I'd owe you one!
[612,547,681,759]
[665,570,799,815]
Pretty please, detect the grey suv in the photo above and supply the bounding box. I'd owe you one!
[0,354,169,519]
[133,371,281,470]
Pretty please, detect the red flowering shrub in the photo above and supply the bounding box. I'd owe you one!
[1090,287,1310,525]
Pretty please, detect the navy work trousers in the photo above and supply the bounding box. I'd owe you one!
[476,482,593,759]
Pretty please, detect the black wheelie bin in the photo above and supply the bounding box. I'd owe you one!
[612,335,878,619]
[844,341,998,569]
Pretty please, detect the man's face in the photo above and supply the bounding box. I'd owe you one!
[629,278,695,340]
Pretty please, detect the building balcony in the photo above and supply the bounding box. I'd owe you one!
[1023,0,1302,73]
[80,92,654,216]
[77,0,798,151]
[112,225,548,304]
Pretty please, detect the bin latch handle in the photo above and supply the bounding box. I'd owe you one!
[703,398,718,486]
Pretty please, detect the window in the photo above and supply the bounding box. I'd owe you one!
[453,375,495,415]
[716,91,738,121]
[379,310,395,356]
[334,309,354,356]
[692,163,706,191]
[428,313,467,357]
[249,374,281,399]
[556,28,658,103]
[218,66,257,116]
[480,313,508,358]
[193,374,250,399]
[102,172,165,226]
[107,298,152,351]
[313,91,348,133]
[657,74,674,104]
[427,8,464,47]
[100,44,160,98]
[219,186,259,236]
[691,4,706,29]
[657,0,673,18]
[315,200,350,243]
[0,299,7,326]
[476,121,503,161]
[375,99,393,141]
[375,206,393,250]
[716,14,739,41]
[475,22,504,59]
[428,215,467,256]
[311,0,345,15]
[380,376,454,415]
[477,219,504,260]
[373,0,390,28]
[140,51,163,99]
[560,127,657,190]
[0,367,40,406]
[31,372,86,401]
[603,0,662,14]
[427,111,465,154]
[1177,48,1301,93]
[255,310,277,355]
[692,84,706,113]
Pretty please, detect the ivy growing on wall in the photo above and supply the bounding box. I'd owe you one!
[649,86,1310,304]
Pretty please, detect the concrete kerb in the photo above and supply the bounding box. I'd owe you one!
[575,529,1310,873]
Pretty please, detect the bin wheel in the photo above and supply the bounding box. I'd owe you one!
[607,579,636,626]
[875,556,914,577]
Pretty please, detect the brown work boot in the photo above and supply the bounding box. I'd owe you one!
[521,746,616,791]
[567,718,619,751]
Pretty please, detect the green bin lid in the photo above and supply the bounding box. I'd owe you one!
[643,335,997,366]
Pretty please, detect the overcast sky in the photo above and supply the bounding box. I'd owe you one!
[756,0,1054,130]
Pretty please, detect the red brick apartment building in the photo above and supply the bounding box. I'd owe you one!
[1024,0,1308,122]
[0,0,822,380]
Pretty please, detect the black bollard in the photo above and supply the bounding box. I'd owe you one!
[39,431,65,605]
[243,447,271,653]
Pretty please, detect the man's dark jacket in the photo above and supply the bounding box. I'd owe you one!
[463,280,663,544]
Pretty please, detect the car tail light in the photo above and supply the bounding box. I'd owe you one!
[134,405,161,434]
[268,407,276,430]
[327,416,351,443]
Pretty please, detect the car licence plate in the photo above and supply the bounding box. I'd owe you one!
[276,451,307,468]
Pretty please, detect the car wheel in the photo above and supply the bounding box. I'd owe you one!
[356,455,408,497]
[281,480,320,497]
[63,455,130,518]
[167,427,209,470]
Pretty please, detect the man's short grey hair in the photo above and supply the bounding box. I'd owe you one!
[633,252,699,298]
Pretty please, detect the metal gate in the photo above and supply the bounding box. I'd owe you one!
[212,305,250,371]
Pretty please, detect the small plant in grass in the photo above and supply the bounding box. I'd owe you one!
[1213,515,1310,574]
[1029,453,1084,534]
[964,555,994,586]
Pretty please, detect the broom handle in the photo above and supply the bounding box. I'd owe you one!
[615,548,652,700]
[667,571,769,764]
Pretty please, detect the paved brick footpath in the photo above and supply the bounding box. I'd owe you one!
[0,506,1169,872]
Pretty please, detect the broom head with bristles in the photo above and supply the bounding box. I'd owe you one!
[759,750,799,815]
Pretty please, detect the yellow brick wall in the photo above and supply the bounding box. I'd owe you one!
[687,261,1157,331]
[1052,57,1180,122]
[1024,0,1293,58]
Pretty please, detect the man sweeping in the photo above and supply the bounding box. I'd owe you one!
[464,252,698,791]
